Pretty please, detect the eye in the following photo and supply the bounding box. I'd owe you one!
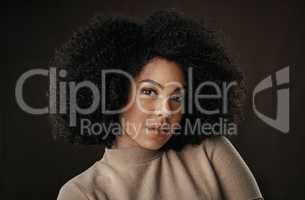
[140,88,158,97]
[169,94,184,103]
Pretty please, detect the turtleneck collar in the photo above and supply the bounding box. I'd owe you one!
[101,146,163,166]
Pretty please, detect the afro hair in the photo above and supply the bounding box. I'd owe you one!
[49,10,246,151]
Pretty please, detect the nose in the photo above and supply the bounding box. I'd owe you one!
[155,96,172,118]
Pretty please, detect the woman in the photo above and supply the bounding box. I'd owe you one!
[51,10,263,200]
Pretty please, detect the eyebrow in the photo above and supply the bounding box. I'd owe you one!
[138,79,186,92]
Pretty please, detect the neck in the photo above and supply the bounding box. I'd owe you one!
[111,133,140,149]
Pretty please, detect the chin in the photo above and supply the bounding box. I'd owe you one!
[141,143,164,150]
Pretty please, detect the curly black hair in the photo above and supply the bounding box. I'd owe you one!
[49,10,246,151]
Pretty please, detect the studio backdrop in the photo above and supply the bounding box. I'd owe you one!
[4,0,305,199]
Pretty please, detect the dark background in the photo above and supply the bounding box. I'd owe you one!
[4,0,305,199]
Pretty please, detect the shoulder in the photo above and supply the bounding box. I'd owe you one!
[167,136,228,165]
[57,180,89,200]
[200,136,235,159]
[167,136,234,162]
[199,135,248,171]
[57,162,108,200]
[200,136,264,200]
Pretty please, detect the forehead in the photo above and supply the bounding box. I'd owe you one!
[136,58,185,87]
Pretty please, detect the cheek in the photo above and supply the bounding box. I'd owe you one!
[136,95,156,112]
[122,100,149,124]
[120,105,147,138]
[170,112,183,124]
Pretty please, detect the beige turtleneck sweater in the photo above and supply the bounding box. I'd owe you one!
[57,136,263,200]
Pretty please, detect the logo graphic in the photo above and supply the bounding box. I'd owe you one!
[252,66,290,133]
[15,65,292,135]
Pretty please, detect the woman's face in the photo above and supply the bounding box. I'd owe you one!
[115,57,186,150]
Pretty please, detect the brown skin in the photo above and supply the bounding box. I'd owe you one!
[112,57,186,149]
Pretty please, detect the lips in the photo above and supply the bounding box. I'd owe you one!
[145,123,171,133]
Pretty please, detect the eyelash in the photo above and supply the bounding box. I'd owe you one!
[141,88,158,97]
[140,88,184,102]
[169,95,184,103]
